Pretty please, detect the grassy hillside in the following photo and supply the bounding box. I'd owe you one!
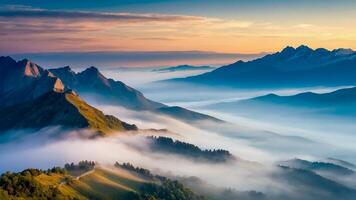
[0,90,137,136]
[65,91,137,135]
[0,163,205,200]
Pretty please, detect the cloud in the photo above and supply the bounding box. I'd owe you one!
[0,8,204,22]
[135,37,178,41]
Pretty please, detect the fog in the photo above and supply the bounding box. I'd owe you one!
[1,100,356,199]
[1,66,356,199]
[0,127,282,192]
[100,67,215,87]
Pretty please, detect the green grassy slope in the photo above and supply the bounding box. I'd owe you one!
[0,165,205,200]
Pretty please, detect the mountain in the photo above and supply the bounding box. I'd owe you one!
[275,166,356,200]
[168,45,356,88]
[156,106,222,123]
[0,56,65,107]
[0,56,221,124]
[50,65,223,123]
[280,158,355,176]
[206,87,356,117]
[152,65,214,72]
[49,66,164,110]
[0,90,137,135]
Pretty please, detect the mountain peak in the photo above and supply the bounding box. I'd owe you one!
[61,66,73,72]
[296,44,312,51]
[85,66,99,73]
[333,48,354,56]
[80,66,103,78]
[282,46,295,51]
[280,45,312,55]
[0,56,16,64]
[17,58,42,77]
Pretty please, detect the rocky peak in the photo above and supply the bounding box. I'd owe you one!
[17,59,43,77]
[53,78,65,92]
[280,46,296,54]
[78,66,110,86]
[83,66,99,74]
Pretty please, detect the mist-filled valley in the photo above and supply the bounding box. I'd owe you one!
[2,1,356,199]
[1,52,356,200]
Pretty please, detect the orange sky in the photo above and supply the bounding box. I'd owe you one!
[1,5,356,54]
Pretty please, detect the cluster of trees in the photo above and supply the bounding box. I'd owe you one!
[116,162,206,200]
[127,179,206,200]
[148,136,233,162]
[64,160,96,172]
[0,168,69,200]
[114,162,166,181]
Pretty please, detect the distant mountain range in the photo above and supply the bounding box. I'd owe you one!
[0,56,221,133]
[167,45,356,88]
[152,65,214,72]
[206,87,356,118]
[280,158,355,176]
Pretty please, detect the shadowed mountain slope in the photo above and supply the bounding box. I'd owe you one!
[0,56,221,124]
[49,65,222,123]
[49,66,164,110]
[0,56,65,107]
[0,90,137,135]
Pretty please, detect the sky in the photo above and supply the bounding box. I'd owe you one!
[0,0,356,55]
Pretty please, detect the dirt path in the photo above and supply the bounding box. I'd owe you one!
[76,169,95,180]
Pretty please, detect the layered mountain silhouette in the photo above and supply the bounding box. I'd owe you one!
[49,65,221,123]
[0,56,65,106]
[280,158,355,176]
[0,90,137,135]
[0,56,221,133]
[276,165,356,200]
[152,64,214,72]
[168,45,356,88]
[207,87,356,117]
[49,66,164,110]
[156,106,222,123]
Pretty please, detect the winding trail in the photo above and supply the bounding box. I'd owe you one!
[75,169,95,180]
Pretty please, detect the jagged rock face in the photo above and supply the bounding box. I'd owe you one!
[21,59,42,77]
[0,57,65,106]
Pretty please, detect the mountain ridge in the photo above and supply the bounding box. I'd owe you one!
[0,56,65,107]
[49,65,165,110]
[0,90,137,135]
[206,86,356,118]
[152,64,214,72]
[49,64,222,123]
[167,45,356,88]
